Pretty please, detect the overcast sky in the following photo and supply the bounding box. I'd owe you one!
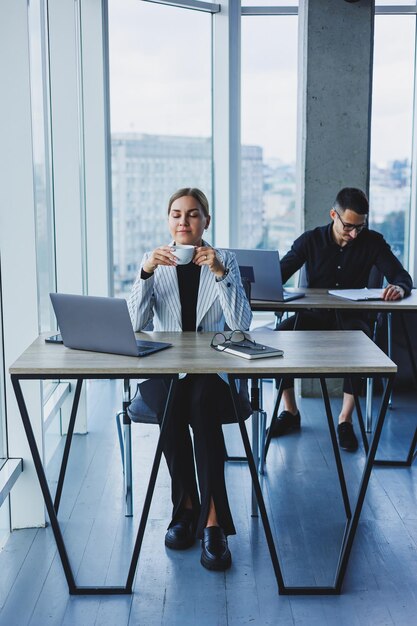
[108,2,415,164]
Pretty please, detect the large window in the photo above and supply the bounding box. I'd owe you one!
[28,0,56,332]
[108,0,212,297]
[370,14,416,265]
[241,14,298,253]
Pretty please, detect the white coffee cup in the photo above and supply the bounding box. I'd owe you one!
[172,244,195,265]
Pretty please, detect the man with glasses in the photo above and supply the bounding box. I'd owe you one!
[269,187,413,451]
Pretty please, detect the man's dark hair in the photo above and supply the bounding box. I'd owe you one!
[334,188,369,215]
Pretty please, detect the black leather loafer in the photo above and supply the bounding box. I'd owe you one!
[165,509,195,550]
[337,422,358,452]
[201,526,231,571]
[266,410,301,438]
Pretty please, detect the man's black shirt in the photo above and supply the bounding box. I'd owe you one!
[281,223,413,295]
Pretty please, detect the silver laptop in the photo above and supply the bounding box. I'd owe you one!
[229,249,305,303]
[49,293,171,357]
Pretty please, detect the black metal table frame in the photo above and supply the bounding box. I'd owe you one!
[373,312,417,466]
[265,308,416,467]
[11,372,179,596]
[229,371,395,595]
[12,368,394,596]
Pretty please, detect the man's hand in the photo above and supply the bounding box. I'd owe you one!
[382,284,405,301]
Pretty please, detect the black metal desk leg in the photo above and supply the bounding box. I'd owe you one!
[251,413,259,516]
[400,313,417,465]
[228,372,392,595]
[54,379,83,513]
[375,313,417,466]
[334,375,394,591]
[12,374,178,595]
[126,377,178,591]
[406,427,417,465]
[11,376,78,594]
[319,378,351,519]
[122,379,133,517]
[229,376,285,594]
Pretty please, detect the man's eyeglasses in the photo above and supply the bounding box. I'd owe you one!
[210,329,265,351]
[334,209,367,234]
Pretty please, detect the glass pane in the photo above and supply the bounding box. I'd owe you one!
[108,0,212,297]
[370,16,415,265]
[28,0,56,332]
[28,0,60,444]
[241,15,298,253]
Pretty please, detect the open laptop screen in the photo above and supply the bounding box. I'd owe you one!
[50,293,171,357]
[229,249,304,303]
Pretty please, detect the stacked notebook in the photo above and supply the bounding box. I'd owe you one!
[213,343,284,360]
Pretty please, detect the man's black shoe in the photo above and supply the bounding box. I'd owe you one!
[165,509,195,550]
[266,410,301,438]
[337,422,358,452]
[201,526,231,571]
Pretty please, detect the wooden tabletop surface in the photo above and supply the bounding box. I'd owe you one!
[9,330,396,377]
[251,288,417,312]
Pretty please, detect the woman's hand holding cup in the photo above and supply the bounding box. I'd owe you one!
[143,246,178,273]
[194,246,225,278]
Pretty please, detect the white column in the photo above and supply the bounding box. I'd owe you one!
[48,0,110,295]
[213,0,241,248]
[81,0,112,297]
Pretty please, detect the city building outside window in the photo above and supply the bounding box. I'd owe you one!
[107,1,416,293]
[108,0,212,297]
[240,14,298,254]
[370,14,415,266]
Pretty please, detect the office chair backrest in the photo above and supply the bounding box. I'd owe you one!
[224,277,251,332]
[241,276,251,303]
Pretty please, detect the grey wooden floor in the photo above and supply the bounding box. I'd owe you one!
[0,379,416,626]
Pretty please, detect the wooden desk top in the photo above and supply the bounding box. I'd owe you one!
[9,331,396,377]
[251,288,417,312]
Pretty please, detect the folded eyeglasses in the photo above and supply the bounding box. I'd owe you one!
[210,329,265,351]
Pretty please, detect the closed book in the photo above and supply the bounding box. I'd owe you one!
[214,343,284,360]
